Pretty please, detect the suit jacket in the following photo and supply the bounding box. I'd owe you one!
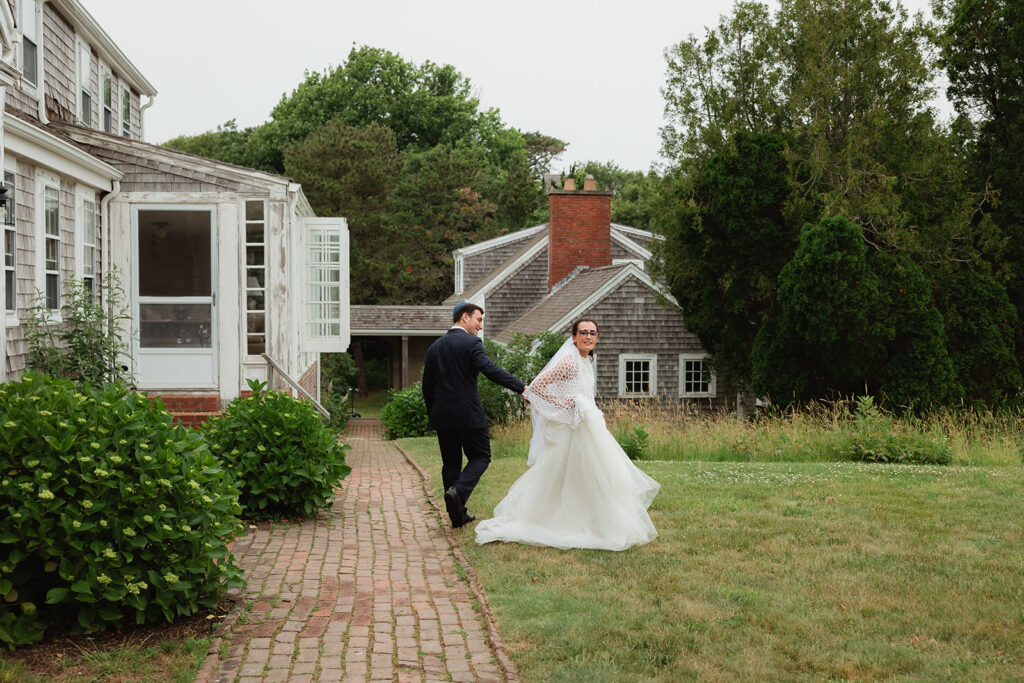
[422,328,525,430]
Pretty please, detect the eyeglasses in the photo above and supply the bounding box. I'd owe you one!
[576,330,599,337]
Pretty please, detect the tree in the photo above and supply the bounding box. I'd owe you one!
[282,121,404,304]
[163,119,259,169]
[655,132,796,394]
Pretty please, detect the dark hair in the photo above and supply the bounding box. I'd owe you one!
[571,318,599,356]
[453,302,484,324]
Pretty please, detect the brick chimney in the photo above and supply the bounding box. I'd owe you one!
[548,174,612,289]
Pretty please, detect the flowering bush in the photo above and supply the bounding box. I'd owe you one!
[202,380,351,520]
[0,373,244,648]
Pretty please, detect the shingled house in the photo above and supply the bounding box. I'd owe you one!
[1,0,349,422]
[356,175,728,410]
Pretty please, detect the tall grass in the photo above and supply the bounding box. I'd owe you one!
[491,399,1024,466]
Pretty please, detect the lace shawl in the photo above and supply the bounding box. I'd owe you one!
[522,336,595,465]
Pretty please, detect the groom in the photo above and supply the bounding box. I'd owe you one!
[422,302,526,528]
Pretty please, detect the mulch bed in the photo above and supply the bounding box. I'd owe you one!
[0,596,238,679]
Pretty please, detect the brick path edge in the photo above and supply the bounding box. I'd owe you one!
[393,443,521,682]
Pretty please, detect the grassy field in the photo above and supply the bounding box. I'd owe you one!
[400,431,1024,681]
[350,388,390,419]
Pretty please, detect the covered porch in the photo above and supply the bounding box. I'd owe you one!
[350,305,449,392]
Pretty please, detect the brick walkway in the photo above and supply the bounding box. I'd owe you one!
[195,419,515,682]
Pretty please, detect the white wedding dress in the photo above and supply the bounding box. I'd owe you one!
[475,338,660,551]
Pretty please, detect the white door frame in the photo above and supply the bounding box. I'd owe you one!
[130,204,218,389]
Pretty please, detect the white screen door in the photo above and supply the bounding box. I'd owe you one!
[133,207,217,388]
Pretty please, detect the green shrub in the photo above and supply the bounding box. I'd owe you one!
[380,383,429,439]
[0,373,244,648]
[837,396,952,465]
[202,380,351,519]
[479,331,563,424]
[321,382,353,431]
[320,353,356,430]
[25,269,135,388]
[616,424,650,461]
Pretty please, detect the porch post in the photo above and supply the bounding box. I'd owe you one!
[401,335,409,388]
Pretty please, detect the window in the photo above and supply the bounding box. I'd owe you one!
[244,200,266,355]
[619,353,657,397]
[121,87,131,137]
[101,69,114,133]
[82,199,97,291]
[454,257,463,295]
[43,185,60,310]
[79,42,93,127]
[20,0,39,87]
[301,217,349,352]
[3,171,15,312]
[680,354,716,398]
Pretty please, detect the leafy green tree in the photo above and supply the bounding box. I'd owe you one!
[654,132,796,394]
[752,216,888,401]
[163,119,257,168]
[282,121,404,304]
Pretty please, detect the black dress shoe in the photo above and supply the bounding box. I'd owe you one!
[444,486,466,528]
[464,513,476,524]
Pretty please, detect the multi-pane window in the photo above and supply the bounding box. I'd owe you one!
[619,354,657,397]
[121,87,131,137]
[20,0,38,86]
[3,171,15,312]
[680,354,716,398]
[82,199,97,291]
[244,200,266,355]
[101,69,114,133]
[79,43,93,127]
[306,226,343,340]
[43,186,60,310]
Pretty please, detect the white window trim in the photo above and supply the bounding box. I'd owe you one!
[300,216,349,353]
[3,163,17,322]
[618,353,658,398]
[77,38,93,128]
[243,199,266,358]
[454,255,463,295]
[19,0,41,93]
[74,186,97,286]
[121,86,131,138]
[36,171,61,317]
[99,62,115,134]
[679,353,717,398]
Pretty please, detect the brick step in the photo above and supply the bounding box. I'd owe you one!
[171,411,220,428]
[148,392,221,412]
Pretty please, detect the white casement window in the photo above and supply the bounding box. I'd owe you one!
[20,0,39,88]
[121,87,131,137]
[618,353,658,397]
[301,217,349,352]
[244,200,266,356]
[78,194,98,292]
[679,354,717,398]
[3,170,16,313]
[42,184,60,310]
[101,67,114,133]
[454,256,463,295]
[78,42,93,127]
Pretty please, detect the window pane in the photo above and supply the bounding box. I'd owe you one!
[4,271,13,311]
[81,91,92,126]
[22,40,37,86]
[103,73,112,106]
[139,303,212,348]
[138,210,212,296]
[245,224,264,243]
[245,200,264,221]
[46,273,58,309]
[122,89,131,136]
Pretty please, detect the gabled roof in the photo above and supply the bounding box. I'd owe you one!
[445,228,548,306]
[351,305,451,336]
[491,263,678,345]
[51,123,295,195]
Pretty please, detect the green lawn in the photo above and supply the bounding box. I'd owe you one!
[399,436,1024,681]
[350,388,390,419]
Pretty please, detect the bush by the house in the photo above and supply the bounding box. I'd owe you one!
[380,382,429,439]
[479,331,563,424]
[0,373,244,648]
[320,352,357,430]
[202,380,351,519]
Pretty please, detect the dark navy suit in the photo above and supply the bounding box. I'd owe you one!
[422,328,525,506]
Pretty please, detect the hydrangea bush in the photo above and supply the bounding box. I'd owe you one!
[0,373,244,648]
[202,380,351,520]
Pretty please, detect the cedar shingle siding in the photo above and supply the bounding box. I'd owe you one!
[483,245,549,335]
[43,3,76,121]
[461,230,542,293]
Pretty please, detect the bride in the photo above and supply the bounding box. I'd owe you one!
[475,319,660,551]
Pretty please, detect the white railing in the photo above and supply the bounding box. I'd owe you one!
[261,353,330,419]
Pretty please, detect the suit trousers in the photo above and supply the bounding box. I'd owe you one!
[435,428,491,505]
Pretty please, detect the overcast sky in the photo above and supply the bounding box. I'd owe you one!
[83,0,940,174]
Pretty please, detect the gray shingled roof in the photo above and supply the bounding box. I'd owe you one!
[444,228,549,306]
[351,305,451,335]
[491,264,629,344]
[49,122,291,193]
